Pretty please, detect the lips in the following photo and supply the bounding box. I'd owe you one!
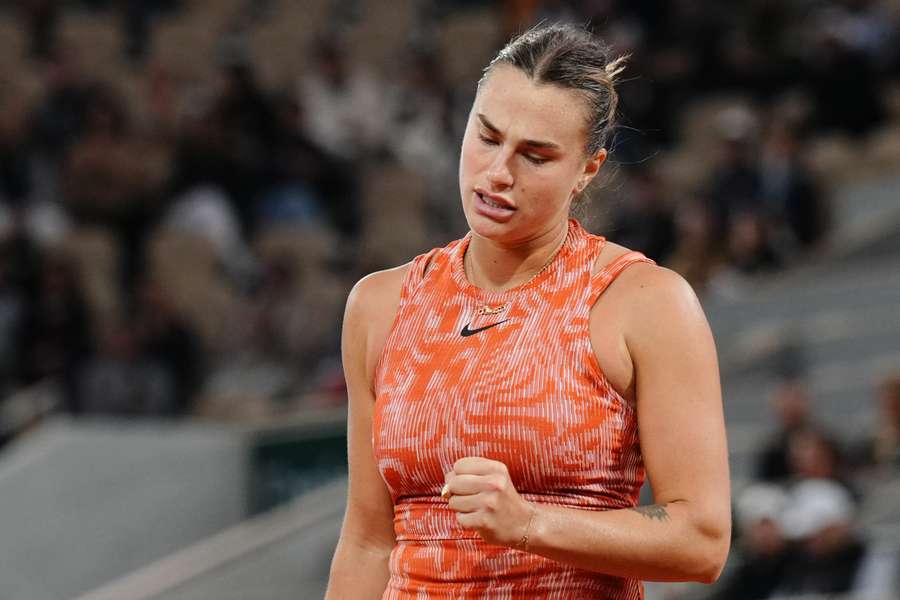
[475,188,516,211]
[473,188,517,223]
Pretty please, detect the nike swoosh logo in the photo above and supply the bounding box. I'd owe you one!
[460,319,510,337]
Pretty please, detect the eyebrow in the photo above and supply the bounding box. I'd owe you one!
[477,113,561,150]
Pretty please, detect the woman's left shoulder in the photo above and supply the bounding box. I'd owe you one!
[594,241,704,322]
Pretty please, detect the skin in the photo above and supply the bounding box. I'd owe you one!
[326,65,731,596]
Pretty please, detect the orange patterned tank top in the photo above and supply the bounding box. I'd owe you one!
[373,219,656,599]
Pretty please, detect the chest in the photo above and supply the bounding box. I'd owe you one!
[373,290,633,496]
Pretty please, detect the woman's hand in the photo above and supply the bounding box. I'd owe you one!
[443,457,537,548]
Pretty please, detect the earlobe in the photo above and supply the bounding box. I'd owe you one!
[592,148,608,172]
[582,149,606,182]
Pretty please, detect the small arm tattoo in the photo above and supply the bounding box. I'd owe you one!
[629,504,670,522]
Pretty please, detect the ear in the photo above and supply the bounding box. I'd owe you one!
[575,148,607,193]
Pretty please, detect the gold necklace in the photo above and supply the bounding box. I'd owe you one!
[465,229,567,302]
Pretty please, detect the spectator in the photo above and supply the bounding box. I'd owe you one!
[786,426,862,505]
[131,278,201,414]
[16,253,92,413]
[161,184,249,275]
[756,379,811,483]
[30,49,97,164]
[814,1,896,67]
[62,85,163,289]
[275,96,362,238]
[259,94,360,238]
[705,105,763,249]
[778,478,897,597]
[62,86,150,223]
[725,209,782,276]
[75,320,177,416]
[213,44,281,235]
[248,251,343,389]
[299,35,388,162]
[383,48,459,237]
[608,168,677,264]
[803,28,885,137]
[665,200,724,291]
[121,0,179,63]
[166,91,236,229]
[21,0,62,61]
[758,118,830,254]
[0,95,34,213]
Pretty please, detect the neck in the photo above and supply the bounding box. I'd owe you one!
[465,220,569,292]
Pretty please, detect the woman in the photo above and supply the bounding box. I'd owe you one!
[327,24,731,599]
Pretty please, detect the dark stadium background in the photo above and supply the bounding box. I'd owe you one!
[0,1,898,598]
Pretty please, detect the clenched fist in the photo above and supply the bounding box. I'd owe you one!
[442,456,538,549]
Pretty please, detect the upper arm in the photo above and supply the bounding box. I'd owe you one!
[623,267,731,536]
[339,265,409,552]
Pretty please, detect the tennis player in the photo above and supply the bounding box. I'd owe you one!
[327,23,731,599]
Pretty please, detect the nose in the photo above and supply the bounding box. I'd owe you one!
[487,149,514,190]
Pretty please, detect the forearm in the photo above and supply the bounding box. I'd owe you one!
[325,537,392,599]
[525,500,729,583]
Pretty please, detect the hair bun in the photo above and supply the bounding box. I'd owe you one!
[604,54,629,83]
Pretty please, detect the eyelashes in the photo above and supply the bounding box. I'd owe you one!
[478,135,549,165]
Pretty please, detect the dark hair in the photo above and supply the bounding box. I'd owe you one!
[480,23,627,156]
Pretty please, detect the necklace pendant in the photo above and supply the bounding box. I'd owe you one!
[477,303,508,316]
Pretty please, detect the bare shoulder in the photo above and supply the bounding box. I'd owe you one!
[344,263,413,384]
[588,242,706,401]
[347,263,411,318]
[623,264,704,323]
[612,261,713,357]
[592,241,701,316]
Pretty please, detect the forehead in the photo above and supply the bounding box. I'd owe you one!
[475,65,589,148]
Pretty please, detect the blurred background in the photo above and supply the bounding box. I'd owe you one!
[0,0,899,598]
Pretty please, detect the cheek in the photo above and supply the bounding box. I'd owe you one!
[459,138,480,182]
[521,168,571,211]
[463,137,492,171]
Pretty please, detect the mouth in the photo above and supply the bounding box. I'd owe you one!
[475,189,516,211]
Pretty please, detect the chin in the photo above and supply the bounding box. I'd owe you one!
[468,215,541,248]
[464,209,512,239]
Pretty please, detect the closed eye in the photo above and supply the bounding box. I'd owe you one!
[479,133,549,164]
[524,153,549,165]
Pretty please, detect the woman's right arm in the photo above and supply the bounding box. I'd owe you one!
[325,266,408,599]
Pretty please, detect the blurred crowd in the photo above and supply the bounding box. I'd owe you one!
[0,1,898,596]
[709,373,900,599]
[0,2,897,431]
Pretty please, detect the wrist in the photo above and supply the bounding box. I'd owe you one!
[513,502,539,552]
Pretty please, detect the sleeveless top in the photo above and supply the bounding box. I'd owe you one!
[373,219,656,599]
